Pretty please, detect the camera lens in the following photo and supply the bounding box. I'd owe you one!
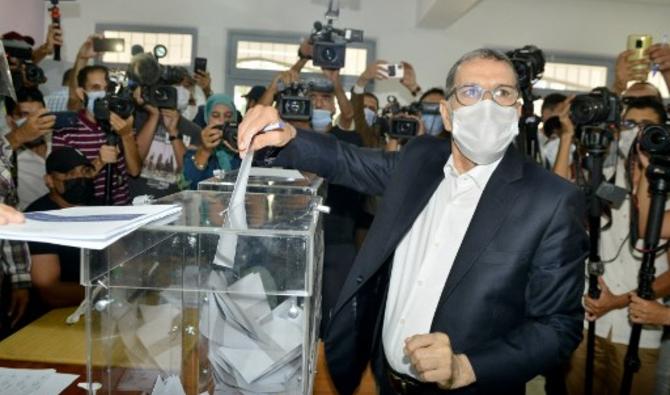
[640,125,670,155]
[571,95,605,126]
[321,47,338,63]
[286,99,304,115]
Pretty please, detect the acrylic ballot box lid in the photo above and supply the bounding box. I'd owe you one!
[197,168,325,196]
[82,190,324,297]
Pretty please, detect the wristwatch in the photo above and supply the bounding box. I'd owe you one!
[169,133,182,142]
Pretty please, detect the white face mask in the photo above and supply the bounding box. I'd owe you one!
[543,137,575,168]
[175,85,190,111]
[364,108,377,127]
[85,90,107,115]
[311,109,333,132]
[181,104,198,121]
[14,117,27,128]
[619,127,638,157]
[451,100,519,165]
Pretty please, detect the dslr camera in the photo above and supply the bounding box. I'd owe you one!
[378,96,424,139]
[570,87,621,128]
[2,38,46,89]
[92,81,135,122]
[310,20,363,70]
[214,122,239,149]
[639,124,670,157]
[506,45,545,91]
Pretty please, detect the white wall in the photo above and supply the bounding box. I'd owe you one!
[13,0,670,97]
[1,0,45,45]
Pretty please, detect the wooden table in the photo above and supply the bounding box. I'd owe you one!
[0,307,377,394]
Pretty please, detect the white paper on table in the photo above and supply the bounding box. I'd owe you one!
[0,205,182,250]
[0,367,78,395]
[248,167,305,181]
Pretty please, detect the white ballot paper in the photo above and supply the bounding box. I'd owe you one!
[200,272,305,393]
[0,367,78,395]
[213,150,253,268]
[0,205,182,250]
[151,375,186,395]
[248,167,305,181]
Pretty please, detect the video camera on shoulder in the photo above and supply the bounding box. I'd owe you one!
[128,45,183,110]
[309,18,363,70]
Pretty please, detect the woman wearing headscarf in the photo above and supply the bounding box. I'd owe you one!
[183,94,241,189]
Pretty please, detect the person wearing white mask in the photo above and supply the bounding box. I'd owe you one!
[53,34,142,205]
[237,48,588,394]
[563,96,670,395]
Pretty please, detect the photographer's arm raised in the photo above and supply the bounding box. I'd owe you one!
[67,35,102,111]
[323,68,354,129]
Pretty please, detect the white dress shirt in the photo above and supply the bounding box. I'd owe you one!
[383,156,501,377]
[590,160,668,349]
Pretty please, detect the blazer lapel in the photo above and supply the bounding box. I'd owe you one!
[432,146,526,314]
[331,139,452,316]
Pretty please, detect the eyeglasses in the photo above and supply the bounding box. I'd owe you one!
[620,119,654,130]
[448,84,520,107]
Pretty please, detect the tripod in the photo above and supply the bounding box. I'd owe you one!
[580,127,613,395]
[100,120,118,205]
[517,88,542,164]
[619,157,670,395]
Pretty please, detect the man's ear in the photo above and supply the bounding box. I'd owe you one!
[515,101,522,118]
[440,99,453,132]
[76,87,85,102]
[44,174,55,189]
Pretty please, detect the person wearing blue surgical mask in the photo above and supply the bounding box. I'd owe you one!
[418,88,447,137]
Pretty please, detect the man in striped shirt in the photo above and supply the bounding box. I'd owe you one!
[53,57,141,205]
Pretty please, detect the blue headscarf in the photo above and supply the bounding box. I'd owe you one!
[205,94,237,123]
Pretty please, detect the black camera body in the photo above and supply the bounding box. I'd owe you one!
[214,122,239,149]
[24,61,46,85]
[142,85,178,109]
[640,124,670,156]
[276,80,315,121]
[93,89,135,122]
[506,45,545,91]
[310,20,363,70]
[160,65,187,86]
[378,96,423,139]
[570,87,621,127]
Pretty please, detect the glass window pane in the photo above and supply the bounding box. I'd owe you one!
[534,62,608,92]
[102,30,194,66]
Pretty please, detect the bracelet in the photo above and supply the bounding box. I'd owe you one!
[191,154,207,171]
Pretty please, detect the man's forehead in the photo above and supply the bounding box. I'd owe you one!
[455,58,517,86]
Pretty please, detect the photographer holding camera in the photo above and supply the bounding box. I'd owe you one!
[563,96,669,395]
[182,94,240,189]
[53,35,142,205]
[614,43,670,97]
[131,84,201,199]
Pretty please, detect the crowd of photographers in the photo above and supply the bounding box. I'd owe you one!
[1,21,670,394]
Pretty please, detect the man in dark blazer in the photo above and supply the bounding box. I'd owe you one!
[237,48,589,395]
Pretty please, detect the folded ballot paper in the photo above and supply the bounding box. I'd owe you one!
[0,205,181,249]
[201,272,305,393]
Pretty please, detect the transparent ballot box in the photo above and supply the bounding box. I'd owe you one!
[82,190,324,395]
[198,168,325,197]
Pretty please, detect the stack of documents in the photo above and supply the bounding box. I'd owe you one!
[0,367,78,395]
[0,205,182,249]
[201,272,304,393]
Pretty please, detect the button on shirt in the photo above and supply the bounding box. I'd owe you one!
[383,156,501,377]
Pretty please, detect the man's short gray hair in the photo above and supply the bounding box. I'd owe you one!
[445,48,518,96]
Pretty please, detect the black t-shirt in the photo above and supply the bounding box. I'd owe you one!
[24,195,80,282]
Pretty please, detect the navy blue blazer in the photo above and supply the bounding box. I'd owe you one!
[274,130,589,394]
